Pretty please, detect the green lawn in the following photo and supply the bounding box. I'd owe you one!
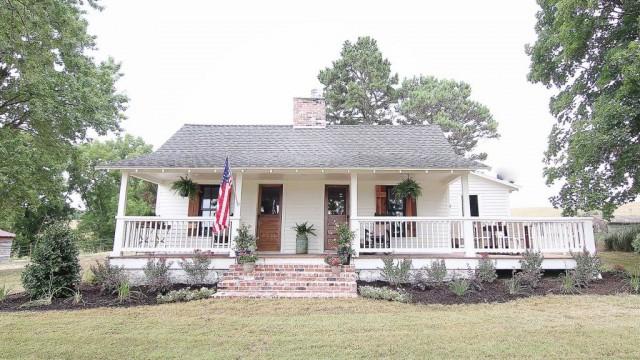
[1,296,639,358]
[599,251,640,271]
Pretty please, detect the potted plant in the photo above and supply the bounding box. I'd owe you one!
[238,253,258,273]
[233,224,258,273]
[335,223,355,265]
[293,222,316,254]
[325,255,342,274]
[171,176,198,199]
[394,176,422,200]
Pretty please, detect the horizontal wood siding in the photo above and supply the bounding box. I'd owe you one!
[0,239,12,261]
[449,175,512,217]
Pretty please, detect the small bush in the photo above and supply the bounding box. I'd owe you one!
[359,286,411,303]
[572,251,601,287]
[21,223,81,299]
[632,234,640,254]
[91,259,127,294]
[449,278,470,297]
[505,271,526,295]
[0,284,11,302]
[82,268,97,285]
[476,256,498,284]
[117,280,131,303]
[380,256,412,287]
[156,287,216,304]
[627,268,640,294]
[424,260,447,285]
[603,227,640,252]
[558,271,579,295]
[143,258,173,294]
[518,250,544,290]
[180,250,212,285]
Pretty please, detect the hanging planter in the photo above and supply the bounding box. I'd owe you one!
[394,176,422,200]
[171,176,198,199]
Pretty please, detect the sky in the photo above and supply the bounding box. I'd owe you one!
[85,0,560,208]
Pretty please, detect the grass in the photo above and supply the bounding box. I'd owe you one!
[0,296,639,358]
[599,251,640,271]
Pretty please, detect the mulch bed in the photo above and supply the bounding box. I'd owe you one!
[0,283,216,312]
[358,271,632,305]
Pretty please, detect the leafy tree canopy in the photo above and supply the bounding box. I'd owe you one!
[319,36,499,160]
[527,0,640,218]
[398,76,499,160]
[68,134,156,244]
[0,0,126,238]
[318,36,399,125]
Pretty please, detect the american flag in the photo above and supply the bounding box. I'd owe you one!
[213,157,233,233]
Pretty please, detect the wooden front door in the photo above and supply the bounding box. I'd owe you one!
[325,185,349,251]
[256,185,283,251]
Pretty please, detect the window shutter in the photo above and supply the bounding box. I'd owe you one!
[375,185,387,216]
[405,195,417,217]
[187,186,201,216]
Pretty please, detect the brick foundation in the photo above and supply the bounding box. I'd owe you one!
[216,264,357,298]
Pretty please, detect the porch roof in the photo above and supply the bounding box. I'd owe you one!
[100,124,487,170]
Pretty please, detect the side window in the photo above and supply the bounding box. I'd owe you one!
[199,185,220,217]
[469,195,479,217]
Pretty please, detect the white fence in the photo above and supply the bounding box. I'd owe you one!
[114,216,236,255]
[354,217,595,255]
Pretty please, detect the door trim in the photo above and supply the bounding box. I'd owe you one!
[256,184,283,252]
[324,185,349,251]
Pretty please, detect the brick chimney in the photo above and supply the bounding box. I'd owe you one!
[293,90,326,128]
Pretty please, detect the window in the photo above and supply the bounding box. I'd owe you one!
[386,186,406,216]
[199,185,220,217]
[469,195,479,217]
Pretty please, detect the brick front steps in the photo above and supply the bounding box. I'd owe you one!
[215,264,358,298]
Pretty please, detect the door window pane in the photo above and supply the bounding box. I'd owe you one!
[327,187,347,215]
[386,186,405,216]
[260,187,281,215]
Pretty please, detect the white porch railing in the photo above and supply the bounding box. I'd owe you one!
[354,217,595,256]
[113,216,237,255]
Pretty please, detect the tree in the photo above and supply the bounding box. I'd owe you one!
[318,36,398,125]
[0,0,127,232]
[527,0,640,218]
[68,135,156,245]
[398,76,499,161]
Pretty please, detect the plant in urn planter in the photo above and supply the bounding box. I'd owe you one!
[335,223,355,265]
[233,224,257,273]
[293,222,316,254]
[325,255,342,274]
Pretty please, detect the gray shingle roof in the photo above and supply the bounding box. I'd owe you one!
[103,124,486,169]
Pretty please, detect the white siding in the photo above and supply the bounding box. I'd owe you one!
[448,175,513,217]
[155,183,189,217]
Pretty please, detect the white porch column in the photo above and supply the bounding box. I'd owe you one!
[583,218,596,254]
[229,172,243,257]
[112,171,129,256]
[461,172,475,257]
[349,172,359,257]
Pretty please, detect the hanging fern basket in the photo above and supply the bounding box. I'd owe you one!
[394,176,422,200]
[171,176,198,199]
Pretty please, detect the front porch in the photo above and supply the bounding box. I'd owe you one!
[109,168,596,273]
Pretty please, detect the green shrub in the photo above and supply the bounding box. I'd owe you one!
[558,271,579,295]
[359,286,411,303]
[143,258,173,294]
[180,250,212,284]
[91,259,127,294]
[380,256,412,287]
[571,251,601,287]
[426,260,447,284]
[21,223,80,299]
[449,278,470,297]
[505,271,526,295]
[603,226,640,252]
[233,224,256,255]
[518,250,544,290]
[0,284,11,302]
[627,267,640,294]
[156,287,216,304]
[632,234,640,254]
[476,256,497,283]
[117,279,131,303]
